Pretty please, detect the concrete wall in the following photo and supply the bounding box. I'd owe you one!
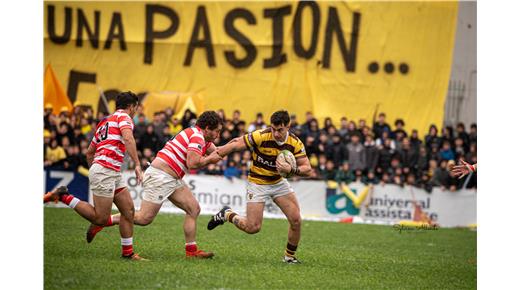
[444,1,477,127]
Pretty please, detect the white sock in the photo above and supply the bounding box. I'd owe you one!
[121,237,133,246]
[68,197,80,209]
[185,241,197,246]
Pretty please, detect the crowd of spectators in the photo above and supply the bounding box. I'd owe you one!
[44,104,477,192]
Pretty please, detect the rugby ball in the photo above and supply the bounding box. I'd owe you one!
[277,150,297,178]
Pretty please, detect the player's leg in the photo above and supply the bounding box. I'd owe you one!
[167,185,214,258]
[273,192,302,264]
[111,187,146,259]
[44,185,112,226]
[208,201,265,234]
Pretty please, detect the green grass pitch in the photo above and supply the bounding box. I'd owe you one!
[44,207,476,289]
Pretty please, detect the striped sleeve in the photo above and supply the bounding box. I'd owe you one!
[187,129,205,155]
[244,130,261,149]
[117,114,134,131]
[293,138,307,159]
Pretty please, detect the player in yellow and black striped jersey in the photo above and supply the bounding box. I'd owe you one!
[207,110,313,264]
[243,127,307,185]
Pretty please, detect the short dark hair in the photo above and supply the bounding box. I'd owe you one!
[196,111,222,130]
[115,91,138,110]
[395,119,405,126]
[271,110,290,126]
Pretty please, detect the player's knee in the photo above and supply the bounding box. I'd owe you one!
[122,206,135,220]
[186,203,201,218]
[135,212,154,226]
[289,216,302,229]
[246,224,262,234]
[93,215,109,226]
[138,215,154,226]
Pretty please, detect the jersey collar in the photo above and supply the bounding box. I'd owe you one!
[275,132,289,146]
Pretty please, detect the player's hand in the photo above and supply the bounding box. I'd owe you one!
[135,165,144,185]
[207,150,223,164]
[450,159,472,179]
[276,159,292,174]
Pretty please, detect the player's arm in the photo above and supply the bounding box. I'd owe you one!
[217,136,248,157]
[293,156,313,177]
[86,142,96,168]
[186,150,222,169]
[121,128,143,184]
[205,143,217,155]
[450,159,476,179]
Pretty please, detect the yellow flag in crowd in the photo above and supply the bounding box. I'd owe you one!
[44,64,72,115]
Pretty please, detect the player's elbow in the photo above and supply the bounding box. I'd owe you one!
[186,159,201,170]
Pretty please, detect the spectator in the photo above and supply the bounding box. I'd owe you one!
[465,143,477,166]
[405,173,417,187]
[432,160,450,189]
[316,154,328,179]
[416,145,430,173]
[289,114,300,130]
[326,133,347,166]
[439,140,455,161]
[392,167,404,187]
[418,172,434,193]
[204,163,224,175]
[392,119,407,139]
[453,137,466,160]
[377,138,395,173]
[320,160,337,181]
[300,111,315,137]
[160,126,173,148]
[372,112,391,140]
[347,133,366,171]
[380,172,391,186]
[456,122,470,147]
[345,121,358,144]
[397,138,418,171]
[134,113,148,138]
[323,117,335,132]
[248,113,267,132]
[217,109,227,123]
[224,160,241,179]
[335,162,355,184]
[469,123,477,144]
[45,139,66,166]
[169,117,183,135]
[181,109,197,129]
[364,133,379,171]
[338,117,349,140]
[424,124,441,151]
[139,124,160,152]
[363,170,379,185]
[409,129,422,153]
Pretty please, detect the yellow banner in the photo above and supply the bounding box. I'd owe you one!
[44,1,457,137]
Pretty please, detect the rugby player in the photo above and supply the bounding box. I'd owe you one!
[44,91,146,260]
[207,110,312,263]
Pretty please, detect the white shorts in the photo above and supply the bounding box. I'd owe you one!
[142,166,187,204]
[89,163,125,198]
[246,179,293,203]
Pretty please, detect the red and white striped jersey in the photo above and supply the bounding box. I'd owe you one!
[156,126,212,178]
[90,110,134,172]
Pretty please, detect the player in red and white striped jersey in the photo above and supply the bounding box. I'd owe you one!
[44,92,146,261]
[86,111,223,258]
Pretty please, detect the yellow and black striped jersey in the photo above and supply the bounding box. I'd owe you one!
[243,128,307,185]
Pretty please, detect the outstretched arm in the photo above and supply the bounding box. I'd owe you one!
[450,159,477,179]
[217,136,248,157]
